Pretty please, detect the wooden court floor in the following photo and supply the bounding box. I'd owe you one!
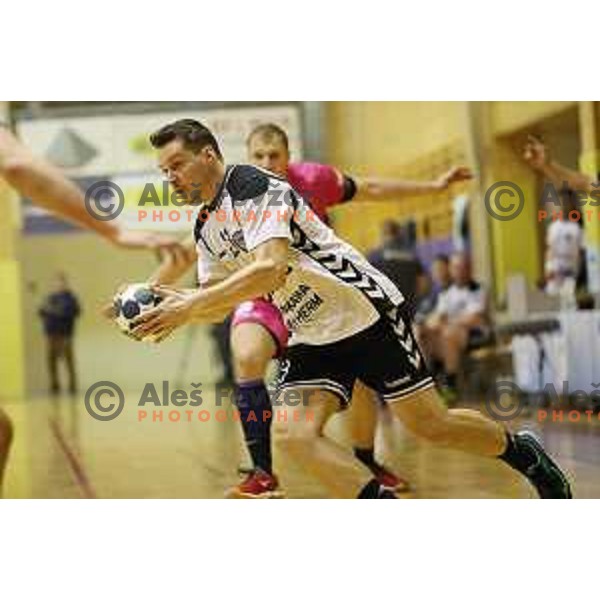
[2,390,600,499]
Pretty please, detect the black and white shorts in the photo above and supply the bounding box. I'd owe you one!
[276,307,435,406]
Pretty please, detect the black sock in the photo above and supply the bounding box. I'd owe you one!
[357,478,396,499]
[498,432,534,473]
[357,479,381,499]
[235,380,273,475]
[354,447,379,472]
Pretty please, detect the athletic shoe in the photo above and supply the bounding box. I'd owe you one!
[515,431,573,499]
[227,470,284,499]
[372,465,411,493]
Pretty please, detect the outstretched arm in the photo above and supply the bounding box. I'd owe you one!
[523,134,595,192]
[353,166,473,201]
[0,126,180,250]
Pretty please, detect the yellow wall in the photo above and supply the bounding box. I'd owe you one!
[488,139,542,299]
[490,101,577,136]
[324,101,586,301]
[0,102,26,401]
[325,101,465,253]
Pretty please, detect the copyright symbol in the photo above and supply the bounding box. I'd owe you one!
[484,181,525,221]
[85,381,125,421]
[485,381,523,422]
[84,181,125,222]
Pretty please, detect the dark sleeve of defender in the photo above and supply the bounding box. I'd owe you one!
[340,174,358,203]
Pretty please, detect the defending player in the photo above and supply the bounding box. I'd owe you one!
[232,124,471,496]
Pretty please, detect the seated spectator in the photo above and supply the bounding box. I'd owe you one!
[414,254,451,324]
[419,252,488,399]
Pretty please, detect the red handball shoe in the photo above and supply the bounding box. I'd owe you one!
[373,466,411,493]
[227,470,285,499]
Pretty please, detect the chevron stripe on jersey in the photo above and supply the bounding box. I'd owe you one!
[386,305,423,370]
[290,219,397,312]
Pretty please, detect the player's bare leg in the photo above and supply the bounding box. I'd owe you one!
[391,387,505,455]
[0,408,14,497]
[390,386,572,498]
[232,323,275,382]
[440,324,469,377]
[228,322,282,498]
[415,322,444,372]
[276,389,393,498]
[347,381,410,491]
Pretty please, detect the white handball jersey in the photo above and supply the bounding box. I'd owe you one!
[435,281,487,321]
[194,165,404,346]
[546,220,584,276]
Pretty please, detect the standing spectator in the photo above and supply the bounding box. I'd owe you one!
[39,272,81,395]
[543,188,586,296]
[367,220,423,319]
[523,135,589,293]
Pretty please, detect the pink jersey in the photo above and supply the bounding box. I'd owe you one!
[287,162,350,221]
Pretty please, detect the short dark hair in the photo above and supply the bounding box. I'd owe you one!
[150,119,223,160]
[433,254,450,265]
[247,123,289,152]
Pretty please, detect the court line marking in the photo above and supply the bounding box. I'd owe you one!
[49,417,97,499]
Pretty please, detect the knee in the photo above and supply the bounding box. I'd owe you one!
[442,325,465,345]
[276,411,326,449]
[232,342,271,381]
[288,416,325,441]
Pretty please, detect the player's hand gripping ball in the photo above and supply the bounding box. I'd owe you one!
[113,284,163,342]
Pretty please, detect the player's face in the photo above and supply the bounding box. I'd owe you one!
[53,273,67,292]
[247,136,289,177]
[158,139,214,200]
[432,260,450,286]
[450,255,469,285]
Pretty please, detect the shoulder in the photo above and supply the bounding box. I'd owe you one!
[226,164,287,202]
[288,162,337,184]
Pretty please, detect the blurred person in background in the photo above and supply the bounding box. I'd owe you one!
[419,252,488,402]
[431,253,452,293]
[414,254,451,334]
[543,188,586,297]
[39,273,81,395]
[523,135,589,294]
[367,219,422,319]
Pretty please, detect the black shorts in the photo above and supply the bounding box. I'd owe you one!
[276,307,435,406]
